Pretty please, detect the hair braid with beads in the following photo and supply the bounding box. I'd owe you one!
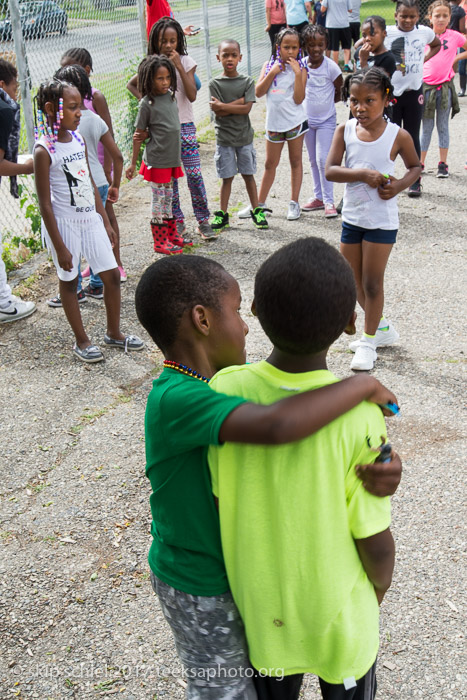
[264,27,304,83]
[148,16,187,57]
[137,55,177,99]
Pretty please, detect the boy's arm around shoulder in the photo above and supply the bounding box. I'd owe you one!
[215,371,398,444]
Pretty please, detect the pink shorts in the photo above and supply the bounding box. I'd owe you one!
[140,162,184,183]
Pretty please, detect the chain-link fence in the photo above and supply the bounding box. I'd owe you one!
[1,0,401,255]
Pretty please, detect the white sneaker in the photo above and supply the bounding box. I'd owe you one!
[238,205,252,219]
[349,322,399,352]
[350,341,377,371]
[0,296,36,323]
[287,201,301,220]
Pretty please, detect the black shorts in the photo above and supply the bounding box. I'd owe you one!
[287,20,309,35]
[350,21,361,44]
[328,26,352,51]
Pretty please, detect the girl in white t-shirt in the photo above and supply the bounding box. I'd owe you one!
[127,17,214,240]
[326,67,421,371]
[301,24,343,218]
[385,0,441,196]
[34,79,143,363]
[255,27,308,221]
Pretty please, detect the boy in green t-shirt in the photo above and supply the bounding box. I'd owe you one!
[209,237,396,700]
[209,40,270,232]
[135,254,401,699]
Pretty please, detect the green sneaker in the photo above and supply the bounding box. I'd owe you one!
[211,210,230,232]
[251,206,271,230]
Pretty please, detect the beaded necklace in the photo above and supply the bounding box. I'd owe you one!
[163,359,210,383]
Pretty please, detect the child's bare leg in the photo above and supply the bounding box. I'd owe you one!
[105,201,123,268]
[220,177,234,212]
[341,242,365,311]
[59,277,89,348]
[241,174,258,209]
[360,241,393,335]
[258,140,284,204]
[288,135,305,202]
[99,267,123,340]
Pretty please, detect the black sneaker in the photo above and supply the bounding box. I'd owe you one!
[211,210,229,232]
[436,161,449,178]
[408,178,422,198]
[83,284,104,300]
[47,289,87,308]
[250,206,271,230]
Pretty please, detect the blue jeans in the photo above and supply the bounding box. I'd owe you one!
[78,184,108,291]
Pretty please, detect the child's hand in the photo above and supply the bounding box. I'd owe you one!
[23,158,34,175]
[133,129,148,144]
[209,97,224,113]
[106,225,116,248]
[287,57,302,75]
[57,246,73,272]
[265,24,271,32]
[356,450,402,497]
[363,169,386,189]
[359,42,371,62]
[270,60,283,76]
[168,50,182,70]
[365,378,398,415]
[107,186,119,203]
[125,164,135,180]
[377,175,399,200]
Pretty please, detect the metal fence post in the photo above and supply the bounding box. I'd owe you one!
[201,0,212,84]
[9,0,35,152]
[136,0,147,55]
[245,0,252,77]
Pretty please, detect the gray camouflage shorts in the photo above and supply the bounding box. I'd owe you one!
[151,572,257,699]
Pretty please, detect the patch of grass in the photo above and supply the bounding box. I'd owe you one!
[197,126,216,144]
[360,0,394,22]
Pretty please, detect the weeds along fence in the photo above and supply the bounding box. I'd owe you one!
[0,0,271,261]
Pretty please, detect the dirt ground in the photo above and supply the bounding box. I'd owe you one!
[1,86,466,700]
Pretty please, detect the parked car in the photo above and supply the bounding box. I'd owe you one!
[0,1,67,41]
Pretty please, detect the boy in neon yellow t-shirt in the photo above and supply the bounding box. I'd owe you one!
[209,237,395,700]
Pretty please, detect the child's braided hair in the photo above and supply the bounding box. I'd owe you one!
[54,64,92,102]
[148,16,187,57]
[361,15,387,34]
[301,23,329,50]
[391,0,420,13]
[34,78,71,151]
[137,55,177,99]
[343,66,394,103]
[60,47,93,70]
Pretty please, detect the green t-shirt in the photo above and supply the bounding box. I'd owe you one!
[209,74,256,147]
[209,361,391,683]
[135,92,181,169]
[145,368,246,595]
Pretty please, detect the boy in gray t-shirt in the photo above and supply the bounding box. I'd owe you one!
[209,40,270,231]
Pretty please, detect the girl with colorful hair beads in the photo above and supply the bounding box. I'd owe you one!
[420,0,467,176]
[128,17,215,240]
[326,67,421,371]
[126,55,188,255]
[33,79,144,362]
[255,27,308,221]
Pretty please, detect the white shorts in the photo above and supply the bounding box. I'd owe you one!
[42,213,117,282]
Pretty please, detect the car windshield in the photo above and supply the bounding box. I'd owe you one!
[20,2,44,16]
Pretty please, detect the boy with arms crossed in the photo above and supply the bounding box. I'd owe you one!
[209,238,395,700]
[209,40,269,232]
[135,255,401,698]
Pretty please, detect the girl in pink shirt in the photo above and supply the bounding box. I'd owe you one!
[265,0,287,51]
[421,0,467,175]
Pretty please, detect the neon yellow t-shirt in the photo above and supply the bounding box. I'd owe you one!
[209,361,391,684]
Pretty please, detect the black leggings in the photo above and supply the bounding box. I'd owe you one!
[253,661,377,700]
[392,87,424,159]
[268,23,287,52]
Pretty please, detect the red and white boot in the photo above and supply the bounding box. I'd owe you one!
[165,217,193,247]
[151,220,183,255]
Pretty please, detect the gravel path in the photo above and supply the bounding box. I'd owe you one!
[1,90,466,699]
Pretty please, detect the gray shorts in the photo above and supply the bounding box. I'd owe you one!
[151,572,257,699]
[214,143,257,179]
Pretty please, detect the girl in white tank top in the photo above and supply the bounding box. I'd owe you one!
[326,67,421,371]
[255,28,308,221]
